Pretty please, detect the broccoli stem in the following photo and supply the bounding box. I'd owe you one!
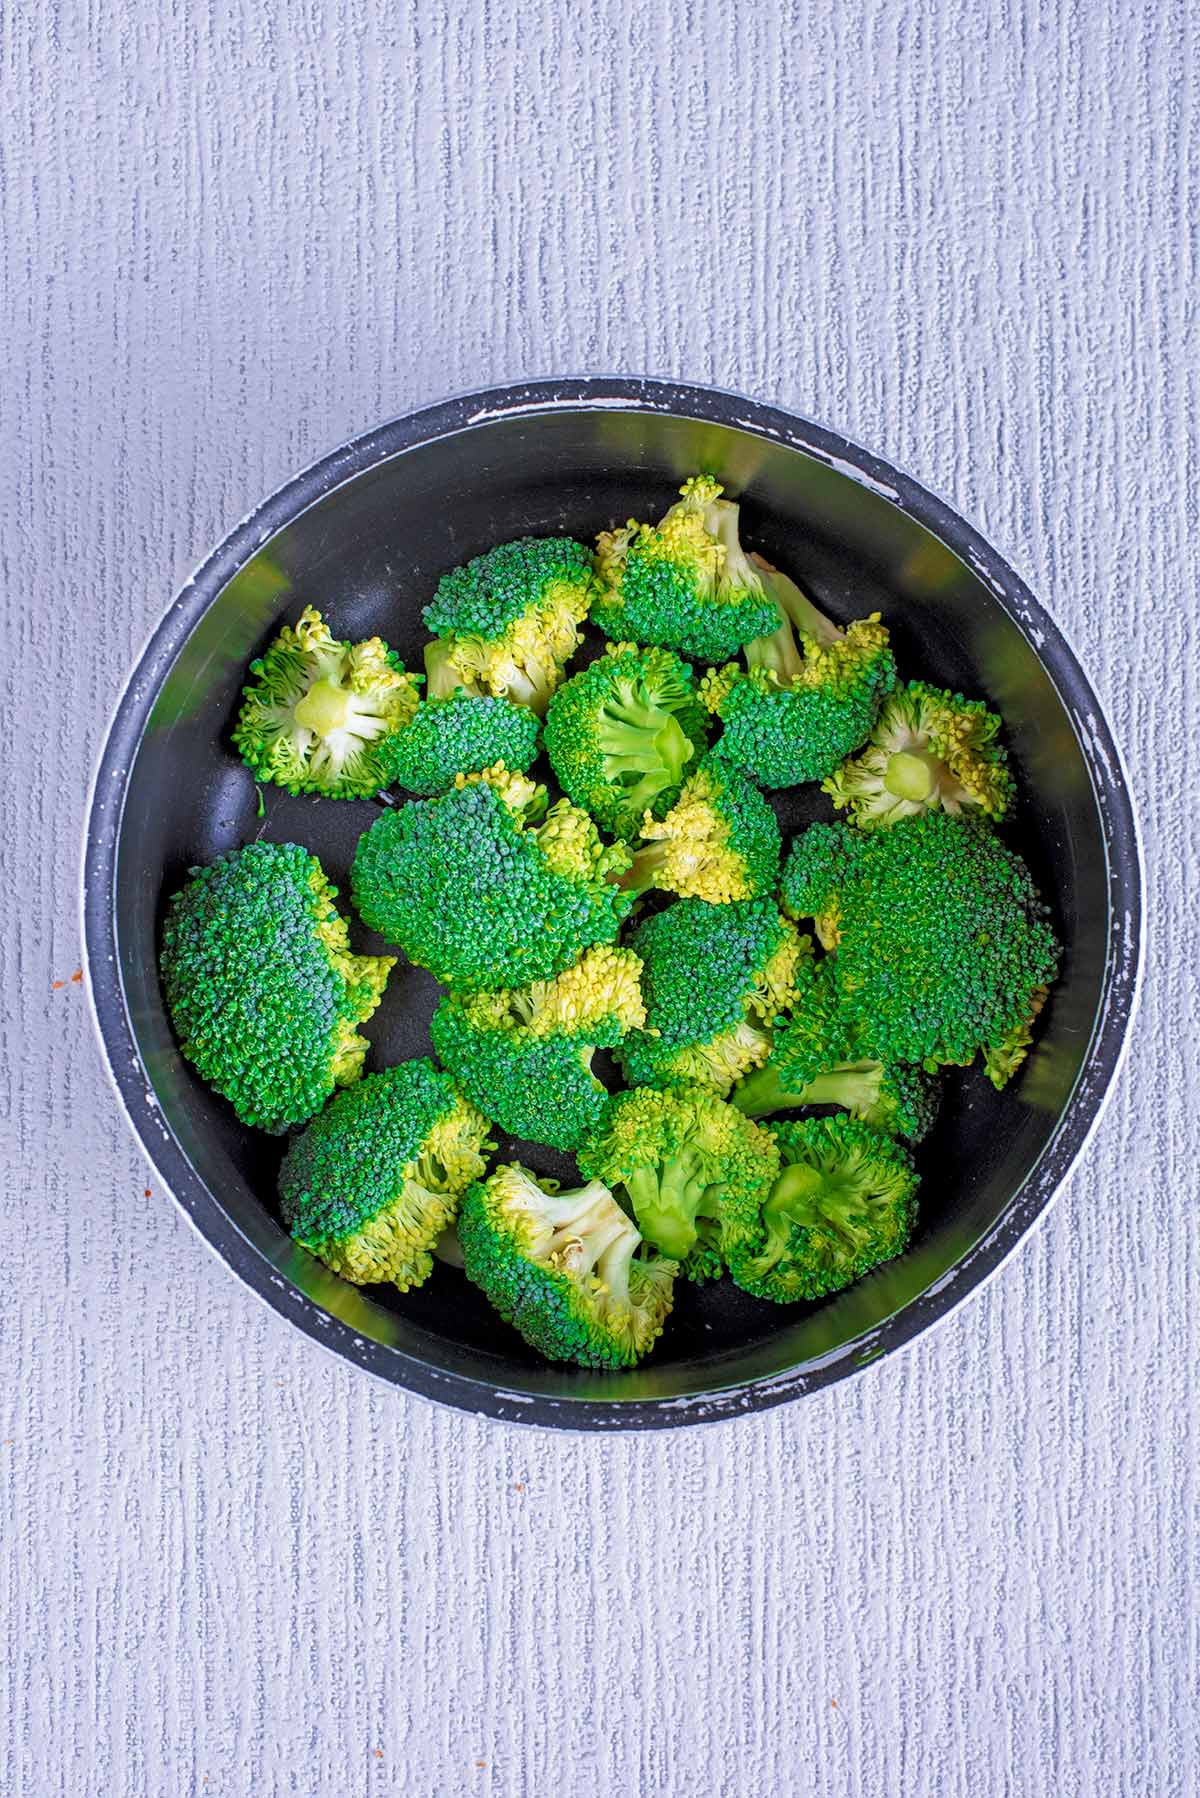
[742,555,844,686]
[623,1158,711,1258]
[293,677,354,735]
[730,1061,798,1118]
[733,1059,883,1120]
[424,637,473,700]
[884,749,940,803]
[617,837,671,894]
[595,696,696,812]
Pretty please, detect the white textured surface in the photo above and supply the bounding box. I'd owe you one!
[3,2,1196,1792]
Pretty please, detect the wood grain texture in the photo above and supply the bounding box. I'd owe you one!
[2,0,1196,1791]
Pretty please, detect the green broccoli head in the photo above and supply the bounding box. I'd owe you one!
[592,477,781,663]
[350,766,633,991]
[457,1164,677,1369]
[160,841,393,1133]
[728,1114,919,1302]
[279,1060,493,1291]
[543,641,709,839]
[579,1084,780,1264]
[386,692,540,795]
[781,814,1060,1085]
[421,536,596,714]
[430,944,646,1151]
[822,680,1015,829]
[699,559,896,789]
[618,897,809,1095]
[621,753,783,904]
[231,606,423,799]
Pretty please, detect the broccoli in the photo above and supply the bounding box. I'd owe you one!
[781,814,1060,1086]
[430,944,646,1151]
[387,691,540,795]
[458,1163,677,1368]
[730,958,939,1141]
[160,841,393,1133]
[278,1060,492,1291]
[231,606,423,798]
[543,641,709,839]
[617,897,809,1094]
[422,536,596,714]
[700,556,896,788]
[351,766,633,991]
[578,1084,780,1264]
[728,1115,918,1302]
[620,754,783,904]
[592,477,781,663]
[822,680,1015,829]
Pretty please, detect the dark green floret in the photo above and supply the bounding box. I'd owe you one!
[823,680,1015,829]
[160,841,393,1133]
[728,1114,919,1302]
[350,767,633,991]
[620,753,783,904]
[386,692,540,795]
[279,1060,492,1291]
[458,1164,678,1368]
[780,813,1060,1086]
[543,641,709,838]
[617,897,809,1094]
[430,944,646,1151]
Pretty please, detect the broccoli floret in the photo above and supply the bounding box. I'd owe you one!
[458,1163,677,1369]
[592,477,781,663]
[781,814,1060,1085]
[231,606,422,798]
[543,642,709,839]
[728,1115,918,1302]
[617,897,809,1094]
[387,692,540,795]
[822,680,1015,829]
[278,1060,492,1291]
[579,1085,780,1263]
[731,959,939,1141]
[160,841,393,1133]
[430,944,646,1151]
[351,766,633,991]
[422,537,595,714]
[620,754,782,904]
[700,556,896,789]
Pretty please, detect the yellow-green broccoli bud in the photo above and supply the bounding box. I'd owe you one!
[387,692,540,795]
[822,680,1015,829]
[621,753,782,904]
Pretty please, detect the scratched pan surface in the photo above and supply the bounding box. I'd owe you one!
[84,380,1140,1429]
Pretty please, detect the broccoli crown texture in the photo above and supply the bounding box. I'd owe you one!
[350,767,633,991]
[160,841,393,1133]
[621,753,783,904]
[430,944,646,1151]
[578,1084,780,1264]
[822,680,1015,829]
[617,897,809,1094]
[458,1164,677,1369]
[232,606,423,798]
[592,478,781,663]
[387,692,540,795]
[543,641,709,838]
[780,814,1060,1083]
[421,536,595,713]
[728,1114,918,1302]
[278,1060,493,1291]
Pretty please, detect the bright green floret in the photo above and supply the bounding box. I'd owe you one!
[350,767,633,991]
[731,958,939,1142]
[780,813,1060,1086]
[620,753,783,904]
[232,606,422,798]
[543,641,709,839]
[160,841,394,1133]
[579,1085,780,1267]
[700,556,896,789]
[422,536,596,714]
[592,477,781,663]
[430,944,646,1151]
[823,680,1015,830]
[728,1115,919,1302]
[386,692,540,795]
[278,1060,493,1291]
[458,1164,678,1368]
[618,897,809,1095]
